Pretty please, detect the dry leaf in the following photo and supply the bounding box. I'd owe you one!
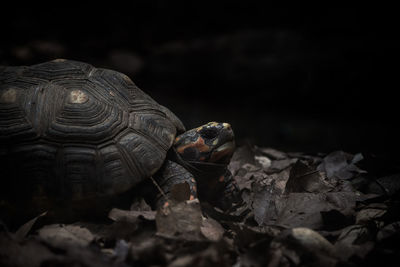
[156,199,203,241]
[200,217,224,242]
[14,211,47,241]
[285,160,333,193]
[108,208,156,222]
[38,224,94,247]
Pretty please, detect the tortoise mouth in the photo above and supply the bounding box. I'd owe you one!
[214,140,235,153]
[209,140,235,163]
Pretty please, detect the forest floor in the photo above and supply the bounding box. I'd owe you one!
[1,145,399,267]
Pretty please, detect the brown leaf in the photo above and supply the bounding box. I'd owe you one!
[355,208,386,224]
[267,158,298,173]
[38,224,95,247]
[167,244,229,267]
[276,192,365,229]
[108,208,156,222]
[376,221,400,242]
[285,160,333,193]
[156,199,203,241]
[334,225,375,261]
[256,147,288,160]
[200,217,224,242]
[128,237,166,265]
[254,155,272,169]
[266,227,339,267]
[230,145,257,165]
[233,163,269,191]
[0,233,56,267]
[317,151,366,180]
[14,211,47,241]
[228,222,278,250]
[252,181,282,226]
[266,168,291,192]
[285,227,336,257]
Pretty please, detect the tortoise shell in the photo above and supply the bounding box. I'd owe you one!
[0,59,185,201]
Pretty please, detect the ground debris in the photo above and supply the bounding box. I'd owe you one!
[1,145,399,267]
[108,208,156,222]
[38,223,95,247]
[317,150,366,180]
[285,160,334,193]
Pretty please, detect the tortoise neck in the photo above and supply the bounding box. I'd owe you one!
[169,148,227,181]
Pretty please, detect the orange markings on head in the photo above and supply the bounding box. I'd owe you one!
[163,201,170,208]
[218,175,225,182]
[176,136,210,154]
[189,195,195,200]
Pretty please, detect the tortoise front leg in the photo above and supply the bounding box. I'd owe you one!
[153,160,197,207]
[216,170,241,210]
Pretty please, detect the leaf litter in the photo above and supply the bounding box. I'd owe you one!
[1,144,400,266]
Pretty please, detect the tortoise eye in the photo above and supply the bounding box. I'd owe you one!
[200,128,218,139]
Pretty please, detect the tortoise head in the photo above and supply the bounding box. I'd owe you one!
[173,122,235,164]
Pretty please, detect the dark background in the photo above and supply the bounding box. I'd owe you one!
[1,7,399,156]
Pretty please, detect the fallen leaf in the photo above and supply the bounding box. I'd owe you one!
[264,168,291,192]
[230,145,257,165]
[286,152,324,164]
[317,151,366,180]
[237,237,275,267]
[285,160,333,193]
[156,199,203,241]
[14,211,47,241]
[228,145,257,175]
[268,227,338,267]
[334,225,375,261]
[200,217,224,242]
[128,236,166,265]
[167,244,228,267]
[355,208,386,224]
[376,221,400,242]
[254,155,271,169]
[367,173,400,196]
[108,208,156,222]
[267,158,297,173]
[285,227,336,257]
[256,147,288,160]
[241,163,261,172]
[38,224,95,247]
[0,233,55,267]
[276,192,365,229]
[113,239,130,263]
[233,163,263,191]
[252,181,282,226]
[233,173,253,191]
[228,222,278,251]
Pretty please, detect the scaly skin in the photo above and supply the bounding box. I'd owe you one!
[156,122,239,209]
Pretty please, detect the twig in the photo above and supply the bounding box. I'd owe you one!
[149,176,169,201]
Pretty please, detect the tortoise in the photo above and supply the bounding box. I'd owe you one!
[0,59,237,223]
